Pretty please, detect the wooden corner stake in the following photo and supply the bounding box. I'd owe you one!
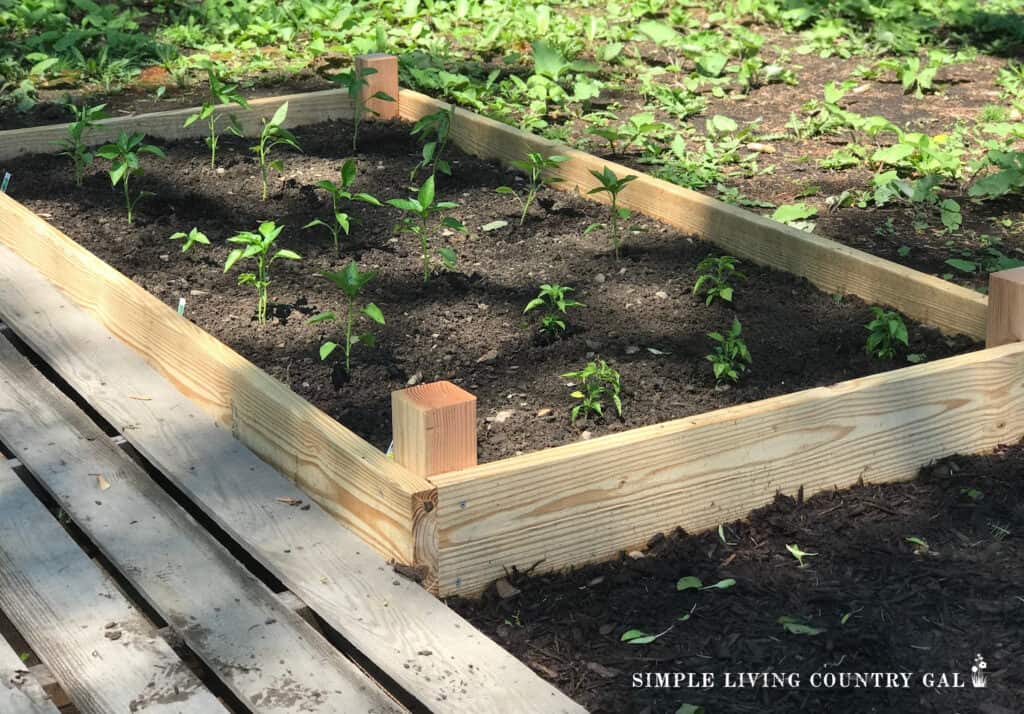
[392,381,477,477]
[986,267,1024,348]
[354,53,399,120]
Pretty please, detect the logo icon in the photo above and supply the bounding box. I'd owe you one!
[971,654,988,688]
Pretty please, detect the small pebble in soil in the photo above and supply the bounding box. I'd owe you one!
[536,408,553,418]
[406,371,422,386]
[579,430,592,441]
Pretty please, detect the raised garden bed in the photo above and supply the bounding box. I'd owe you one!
[0,60,1021,599]
[449,443,1024,713]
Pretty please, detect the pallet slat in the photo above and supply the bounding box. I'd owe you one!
[0,244,586,714]
[0,335,402,714]
[397,89,988,340]
[0,463,223,714]
[0,88,355,161]
[430,343,1024,594]
[0,638,59,714]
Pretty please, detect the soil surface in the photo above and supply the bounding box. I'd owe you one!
[449,442,1024,714]
[5,119,975,462]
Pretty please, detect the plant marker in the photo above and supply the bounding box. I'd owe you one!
[177,297,186,316]
[0,172,10,193]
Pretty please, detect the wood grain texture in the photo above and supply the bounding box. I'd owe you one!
[0,463,222,714]
[0,638,59,714]
[0,89,354,161]
[355,54,399,120]
[392,381,478,476]
[398,89,988,339]
[0,336,402,713]
[0,191,428,564]
[986,267,1024,347]
[431,344,1024,595]
[0,246,587,714]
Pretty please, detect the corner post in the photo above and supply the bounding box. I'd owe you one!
[354,53,399,120]
[986,267,1024,348]
[391,381,477,593]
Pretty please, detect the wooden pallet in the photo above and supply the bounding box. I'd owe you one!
[0,55,1020,600]
[0,257,584,712]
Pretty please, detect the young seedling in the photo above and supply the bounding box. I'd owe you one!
[58,102,108,187]
[307,262,385,374]
[223,221,301,324]
[328,64,395,152]
[183,67,249,168]
[251,102,301,201]
[692,255,745,305]
[562,359,623,422]
[168,227,210,253]
[586,167,637,259]
[410,105,454,180]
[386,175,465,282]
[706,319,752,383]
[785,544,817,568]
[865,307,909,360]
[96,131,166,224]
[497,152,568,224]
[523,284,584,338]
[304,158,381,254]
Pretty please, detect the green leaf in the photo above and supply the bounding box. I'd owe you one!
[778,617,825,636]
[871,143,915,165]
[636,20,682,47]
[307,311,337,324]
[676,576,703,591]
[224,248,244,273]
[363,302,385,325]
[273,249,302,261]
[481,220,508,232]
[697,53,728,78]
[702,578,736,590]
[676,705,705,714]
[319,341,337,360]
[532,39,569,80]
[438,246,457,268]
[771,203,818,224]
[269,101,289,128]
[709,114,737,133]
[387,198,422,213]
[418,175,436,207]
[620,629,663,645]
[945,258,977,273]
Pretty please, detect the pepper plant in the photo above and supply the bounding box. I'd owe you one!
[96,131,166,224]
[223,221,301,324]
[523,284,583,338]
[692,255,745,305]
[307,262,385,375]
[251,102,301,200]
[304,158,381,254]
[865,307,909,360]
[562,359,623,422]
[183,67,249,168]
[586,167,637,259]
[707,319,752,383]
[410,106,454,180]
[497,152,568,224]
[386,175,465,282]
[169,227,210,253]
[328,64,394,152]
[58,102,108,187]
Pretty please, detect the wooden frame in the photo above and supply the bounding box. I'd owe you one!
[0,56,1016,598]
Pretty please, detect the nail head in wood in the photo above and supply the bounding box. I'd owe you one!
[354,53,399,121]
[392,381,477,477]
[986,267,1024,348]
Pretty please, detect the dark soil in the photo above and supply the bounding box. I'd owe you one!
[449,443,1024,714]
[4,119,976,462]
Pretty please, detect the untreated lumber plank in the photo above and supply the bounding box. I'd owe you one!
[431,343,1024,595]
[397,89,988,339]
[986,267,1024,347]
[0,88,354,161]
[0,462,223,714]
[0,638,59,714]
[0,335,403,713]
[0,191,428,565]
[0,245,586,714]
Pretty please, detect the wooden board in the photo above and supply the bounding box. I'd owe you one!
[0,191,428,566]
[0,88,354,161]
[0,638,58,714]
[0,336,402,713]
[0,462,223,714]
[431,343,1024,595]
[0,245,587,714]
[397,89,988,340]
